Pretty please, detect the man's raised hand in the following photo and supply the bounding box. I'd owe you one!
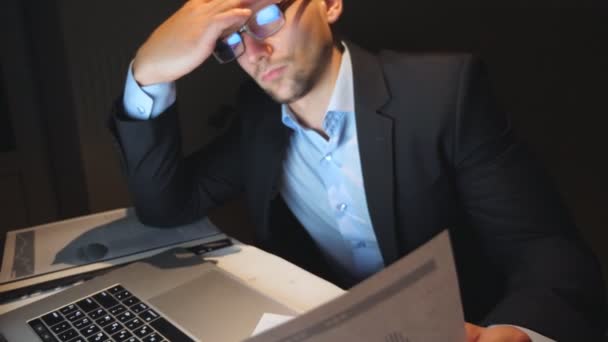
[132,0,274,86]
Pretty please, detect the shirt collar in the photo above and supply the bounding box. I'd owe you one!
[326,43,355,114]
[281,43,355,135]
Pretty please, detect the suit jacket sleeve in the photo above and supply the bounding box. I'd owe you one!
[108,98,244,227]
[452,58,606,340]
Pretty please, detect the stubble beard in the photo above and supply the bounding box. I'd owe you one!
[262,68,312,104]
[259,43,334,105]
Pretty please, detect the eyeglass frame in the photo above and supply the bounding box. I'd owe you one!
[213,0,297,64]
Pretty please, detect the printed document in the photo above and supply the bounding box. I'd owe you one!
[0,208,224,292]
[246,231,465,342]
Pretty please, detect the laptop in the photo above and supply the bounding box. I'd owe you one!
[0,247,297,342]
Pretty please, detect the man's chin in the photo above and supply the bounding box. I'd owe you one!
[262,79,313,105]
[259,83,298,104]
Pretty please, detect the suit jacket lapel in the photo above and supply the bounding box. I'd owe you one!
[348,43,400,265]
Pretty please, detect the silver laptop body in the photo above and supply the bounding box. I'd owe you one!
[0,248,296,342]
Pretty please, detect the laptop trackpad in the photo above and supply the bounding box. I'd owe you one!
[148,269,296,342]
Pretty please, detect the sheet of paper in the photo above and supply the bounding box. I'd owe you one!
[0,208,223,285]
[251,313,295,336]
[245,231,465,342]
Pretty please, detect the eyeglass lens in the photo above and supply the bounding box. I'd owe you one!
[213,4,285,63]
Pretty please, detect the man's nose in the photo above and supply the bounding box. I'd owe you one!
[242,34,273,64]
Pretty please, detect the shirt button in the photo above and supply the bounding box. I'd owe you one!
[137,106,145,114]
[355,241,366,248]
[337,203,348,212]
[324,154,333,162]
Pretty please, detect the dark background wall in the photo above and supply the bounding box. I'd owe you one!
[0,73,16,153]
[0,0,606,288]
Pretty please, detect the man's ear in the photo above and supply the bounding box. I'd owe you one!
[324,0,343,24]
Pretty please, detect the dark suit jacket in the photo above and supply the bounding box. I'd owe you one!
[110,43,606,340]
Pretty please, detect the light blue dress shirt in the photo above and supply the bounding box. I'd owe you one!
[123,61,176,119]
[122,48,553,342]
[278,47,384,282]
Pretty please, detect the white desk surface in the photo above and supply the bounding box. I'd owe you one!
[0,239,345,316]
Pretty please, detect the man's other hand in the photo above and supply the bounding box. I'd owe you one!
[465,323,532,342]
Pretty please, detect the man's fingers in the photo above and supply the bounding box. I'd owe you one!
[465,323,482,342]
[479,327,531,342]
[250,0,282,12]
[212,8,253,36]
[216,0,278,14]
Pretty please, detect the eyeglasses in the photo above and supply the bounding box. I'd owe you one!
[213,0,294,64]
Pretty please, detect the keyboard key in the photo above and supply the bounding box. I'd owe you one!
[134,324,154,338]
[87,332,110,342]
[116,311,136,323]
[73,317,92,330]
[59,304,78,316]
[89,308,106,320]
[122,296,140,306]
[28,319,58,342]
[124,338,138,342]
[141,332,165,342]
[93,291,119,309]
[108,285,125,295]
[150,318,194,342]
[76,298,100,313]
[80,324,101,337]
[95,314,115,327]
[50,321,71,334]
[66,310,85,322]
[103,322,122,335]
[139,309,159,323]
[131,302,148,314]
[111,329,133,342]
[68,338,86,342]
[29,319,49,334]
[56,328,78,342]
[39,330,59,342]
[114,290,132,301]
[125,317,144,331]
[41,311,64,327]
[109,304,127,316]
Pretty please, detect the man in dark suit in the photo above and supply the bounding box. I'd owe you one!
[109,0,606,340]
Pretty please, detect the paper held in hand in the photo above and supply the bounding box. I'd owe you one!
[246,230,465,342]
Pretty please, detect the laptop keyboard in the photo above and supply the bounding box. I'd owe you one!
[27,284,194,342]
